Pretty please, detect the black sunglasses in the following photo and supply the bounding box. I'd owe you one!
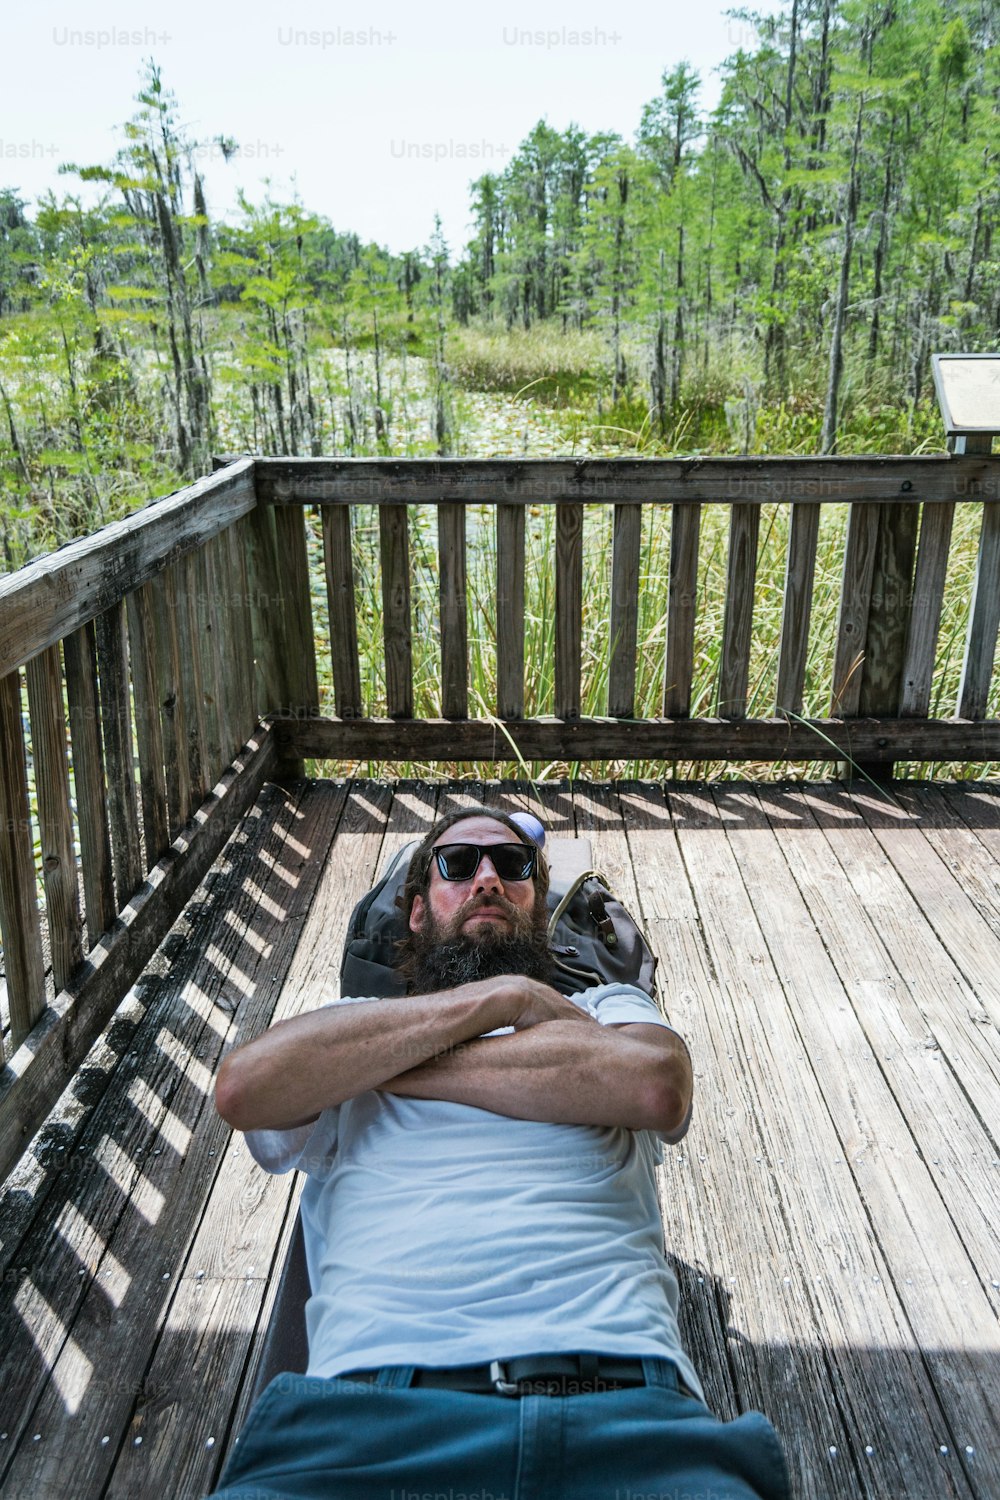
[429,842,538,883]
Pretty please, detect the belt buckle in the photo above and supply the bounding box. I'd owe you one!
[489,1360,521,1397]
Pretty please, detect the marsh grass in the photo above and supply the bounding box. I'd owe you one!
[447,326,606,407]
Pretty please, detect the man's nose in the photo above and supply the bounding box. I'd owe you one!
[472,855,504,892]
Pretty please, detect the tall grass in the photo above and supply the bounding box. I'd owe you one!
[8,314,992,783]
[303,496,999,784]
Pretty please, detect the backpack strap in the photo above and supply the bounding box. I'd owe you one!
[546,869,608,941]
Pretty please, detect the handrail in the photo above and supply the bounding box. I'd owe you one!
[0,458,297,1180]
[253,454,999,505]
[0,458,257,677]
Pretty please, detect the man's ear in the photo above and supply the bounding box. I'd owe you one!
[409,893,426,933]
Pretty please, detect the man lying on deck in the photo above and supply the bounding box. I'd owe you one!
[210,807,790,1500]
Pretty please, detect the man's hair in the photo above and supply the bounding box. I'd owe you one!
[394,807,551,983]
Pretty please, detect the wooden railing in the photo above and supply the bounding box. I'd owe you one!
[0,458,303,1179]
[0,450,998,1178]
[256,453,1000,764]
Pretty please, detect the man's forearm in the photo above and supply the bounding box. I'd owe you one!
[215,980,519,1131]
[385,1020,691,1134]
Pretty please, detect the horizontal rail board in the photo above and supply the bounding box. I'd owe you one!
[0,458,256,675]
[0,722,278,1183]
[273,713,1000,763]
[254,455,1000,507]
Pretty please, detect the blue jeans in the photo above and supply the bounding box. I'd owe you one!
[207,1358,791,1500]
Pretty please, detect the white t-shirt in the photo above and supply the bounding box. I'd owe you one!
[246,981,702,1399]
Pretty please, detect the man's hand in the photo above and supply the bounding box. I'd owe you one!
[506,978,601,1031]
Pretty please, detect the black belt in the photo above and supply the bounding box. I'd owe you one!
[340,1354,650,1396]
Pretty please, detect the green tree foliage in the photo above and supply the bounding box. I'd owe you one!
[2,2,999,567]
[458,0,998,447]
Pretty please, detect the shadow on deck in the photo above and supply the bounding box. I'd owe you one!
[1,778,999,1500]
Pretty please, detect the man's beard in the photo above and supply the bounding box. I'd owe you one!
[409,894,553,992]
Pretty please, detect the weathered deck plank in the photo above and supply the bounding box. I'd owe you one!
[0,779,337,1499]
[730,786,992,1495]
[642,784,974,1499]
[2,779,1000,1500]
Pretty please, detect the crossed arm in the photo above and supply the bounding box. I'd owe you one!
[214,975,693,1141]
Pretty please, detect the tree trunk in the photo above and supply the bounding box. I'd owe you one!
[868,130,896,367]
[821,97,864,455]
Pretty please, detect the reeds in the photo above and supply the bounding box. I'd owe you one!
[302,497,998,783]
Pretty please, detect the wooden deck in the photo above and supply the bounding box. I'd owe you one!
[2,777,1000,1500]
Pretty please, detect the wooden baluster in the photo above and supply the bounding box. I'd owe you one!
[95,602,143,907]
[859,504,920,717]
[25,645,84,994]
[958,485,1000,721]
[210,528,240,766]
[555,502,583,721]
[719,504,761,719]
[227,516,260,743]
[438,502,468,720]
[276,505,319,713]
[177,551,208,812]
[496,504,525,719]
[0,668,47,1053]
[322,504,362,719]
[126,582,170,865]
[196,539,228,784]
[246,502,287,720]
[380,505,413,719]
[149,566,191,839]
[63,622,116,949]
[831,503,880,717]
[900,503,955,718]
[856,503,919,782]
[664,503,701,719]
[609,503,641,718]
[775,503,821,715]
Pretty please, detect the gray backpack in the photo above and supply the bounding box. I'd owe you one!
[340,839,658,1001]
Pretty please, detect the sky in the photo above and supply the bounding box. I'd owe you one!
[2,0,784,257]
